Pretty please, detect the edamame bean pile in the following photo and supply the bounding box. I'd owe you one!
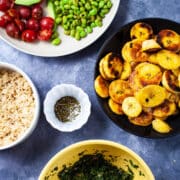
[52,0,113,40]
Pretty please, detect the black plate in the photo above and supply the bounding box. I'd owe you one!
[94,18,180,138]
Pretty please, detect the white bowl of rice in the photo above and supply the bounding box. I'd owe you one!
[0,62,40,150]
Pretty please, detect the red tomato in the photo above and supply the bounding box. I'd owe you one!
[32,5,43,20]
[26,18,39,31]
[0,14,12,27]
[6,22,20,38]
[40,17,54,30]
[0,16,6,27]
[0,0,13,12]
[37,29,52,41]
[22,30,37,42]
[18,6,31,19]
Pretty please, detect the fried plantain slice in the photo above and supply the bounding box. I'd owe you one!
[130,22,153,40]
[153,101,176,118]
[101,52,123,80]
[94,75,110,98]
[108,98,124,115]
[135,85,167,108]
[122,97,142,117]
[129,70,144,91]
[142,39,162,52]
[109,79,133,104]
[99,57,111,80]
[157,29,180,52]
[156,50,180,70]
[135,62,162,86]
[120,61,132,80]
[162,70,180,94]
[121,39,149,62]
[152,118,172,133]
[129,111,153,126]
[148,53,159,65]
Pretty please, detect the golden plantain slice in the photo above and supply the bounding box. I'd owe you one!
[99,57,110,80]
[166,90,180,103]
[102,52,123,80]
[157,29,180,52]
[142,39,162,52]
[121,39,149,62]
[152,118,172,133]
[148,53,159,65]
[135,85,167,107]
[129,71,144,91]
[109,79,133,104]
[153,101,177,118]
[129,112,153,126]
[120,61,132,80]
[171,68,180,77]
[135,62,162,86]
[94,75,110,98]
[108,98,124,115]
[156,50,180,70]
[162,70,180,94]
[122,97,142,117]
[130,22,153,40]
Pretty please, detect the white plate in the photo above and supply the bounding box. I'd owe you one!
[0,0,120,57]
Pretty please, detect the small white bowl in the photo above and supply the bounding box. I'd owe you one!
[44,84,91,132]
[0,62,40,150]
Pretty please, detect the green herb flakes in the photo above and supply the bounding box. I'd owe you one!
[58,153,134,180]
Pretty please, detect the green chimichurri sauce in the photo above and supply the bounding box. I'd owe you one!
[58,153,134,180]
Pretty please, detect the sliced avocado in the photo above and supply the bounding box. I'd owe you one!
[47,0,56,19]
[15,0,41,6]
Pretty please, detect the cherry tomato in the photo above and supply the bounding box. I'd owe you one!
[32,5,43,20]
[0,14,12,27]
[22,29,37,42]
[18,6,31,19]
[6,22,20,38]
[26,18,39,31]
[37,29,52,41]
[40,17,54,30]
[0,16,6,27]
[0,0,13,12]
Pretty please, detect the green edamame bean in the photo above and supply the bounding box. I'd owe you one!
[89,8,98,16]
[80,30,87,38]
[86,26,93,33]
[99,1,105,8]
[107,1,112,8]
[51,0,113,41]
[51,38,61,46]
[75,32,81,40]
[70,29,76,37]
[55,17,62,24]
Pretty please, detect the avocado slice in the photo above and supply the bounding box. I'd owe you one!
[15,0,41,6]
[47,0,56,19]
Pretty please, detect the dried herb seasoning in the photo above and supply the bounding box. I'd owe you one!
[58,153,134,180]
[54,96,81,122]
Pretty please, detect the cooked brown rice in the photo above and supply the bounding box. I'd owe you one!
[0,69,35,147]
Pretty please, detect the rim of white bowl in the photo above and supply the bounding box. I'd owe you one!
[44,84,91,132]
[0,61,40,150]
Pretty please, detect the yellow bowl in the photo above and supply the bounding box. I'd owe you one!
[39,140,154,180]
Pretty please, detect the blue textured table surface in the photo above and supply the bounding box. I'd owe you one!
[0,0,180,179]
